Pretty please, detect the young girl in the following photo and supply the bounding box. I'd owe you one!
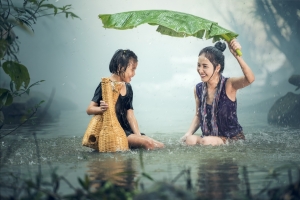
[86,49,164,150]
[181,39,255,146]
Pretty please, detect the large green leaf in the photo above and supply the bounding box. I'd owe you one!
[0,88,13,106]
[99,10,241,56]
[99,10,215,37]
[2,61,30,90]
[208,24,238,41]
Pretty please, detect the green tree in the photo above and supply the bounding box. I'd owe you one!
[0,0,79,132]
[254,0,300,74]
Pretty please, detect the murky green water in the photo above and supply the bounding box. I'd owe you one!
[1,110,300,199]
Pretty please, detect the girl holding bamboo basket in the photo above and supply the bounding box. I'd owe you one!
[86,49,164,150]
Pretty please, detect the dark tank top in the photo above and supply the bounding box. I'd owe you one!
[196,78,243,138]
[92,82,134,135]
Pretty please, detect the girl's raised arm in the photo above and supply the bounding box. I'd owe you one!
[227,40,255,91]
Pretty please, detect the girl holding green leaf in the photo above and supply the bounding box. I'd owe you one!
[181,39,255,146]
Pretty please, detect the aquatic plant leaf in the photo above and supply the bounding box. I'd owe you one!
[78,177,88,190]
[99,10,241,56]
[139,150,144,170]
[2,61,30,90]
[141,172,154,181]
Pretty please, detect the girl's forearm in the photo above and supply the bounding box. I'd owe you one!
[185,115,201,135]
[127,110,141,135]
[129,119,141,135]
[86,106,102,115]
[236,56,255,84]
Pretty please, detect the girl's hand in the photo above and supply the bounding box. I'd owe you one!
[228,39,242,57]
[180,133,191,143]
[180,135,187,142]
[99,100,108,113]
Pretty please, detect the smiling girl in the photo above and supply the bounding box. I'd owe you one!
[86,49,164,150]
[181,40,255,146]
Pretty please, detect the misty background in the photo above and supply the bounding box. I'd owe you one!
[2,0,299,135]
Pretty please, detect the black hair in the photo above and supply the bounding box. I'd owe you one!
[109,49,138,75]
[198,41,226,73]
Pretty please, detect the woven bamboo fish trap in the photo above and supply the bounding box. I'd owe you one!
[82,77,129,152]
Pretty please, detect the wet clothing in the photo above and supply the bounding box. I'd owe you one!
[199,75,226,136]
[218,132,245,144]
[92,82,134,136]
[196,78,243,139]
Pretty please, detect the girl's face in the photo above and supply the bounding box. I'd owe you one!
[197,54,219,82]
[120,59,138,83]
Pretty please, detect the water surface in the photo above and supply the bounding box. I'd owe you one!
[1,110,300,199]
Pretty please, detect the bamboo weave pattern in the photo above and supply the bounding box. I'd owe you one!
[82,77,129,152]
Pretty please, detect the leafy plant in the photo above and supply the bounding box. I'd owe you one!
[0,0,79,135]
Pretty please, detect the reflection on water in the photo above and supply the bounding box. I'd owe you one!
[1,110,300,198]
[196,159,240,200]
[87,156,136,191]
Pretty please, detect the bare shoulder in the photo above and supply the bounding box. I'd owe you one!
[226,77,245,91]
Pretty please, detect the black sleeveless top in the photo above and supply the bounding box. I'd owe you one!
[92,82,134,135]
[196,78,243,138]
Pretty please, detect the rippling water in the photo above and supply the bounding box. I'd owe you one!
[1,110,300,199]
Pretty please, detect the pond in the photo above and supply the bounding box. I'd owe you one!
[1,109,300,199]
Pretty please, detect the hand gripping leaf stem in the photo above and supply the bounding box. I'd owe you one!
[99,10,242,56]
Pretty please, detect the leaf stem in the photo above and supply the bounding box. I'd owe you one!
[221,34,242,56]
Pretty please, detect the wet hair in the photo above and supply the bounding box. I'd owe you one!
[198,41,226,73]
[109,49,138,75]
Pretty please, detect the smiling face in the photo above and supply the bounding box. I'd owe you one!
[119,58,138,83]
[197,54,220,83]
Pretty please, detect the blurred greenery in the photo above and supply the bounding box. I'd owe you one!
[1,149,299,199]
[0,0,79,134]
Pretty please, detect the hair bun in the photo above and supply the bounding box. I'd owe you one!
[214,41,226,52]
